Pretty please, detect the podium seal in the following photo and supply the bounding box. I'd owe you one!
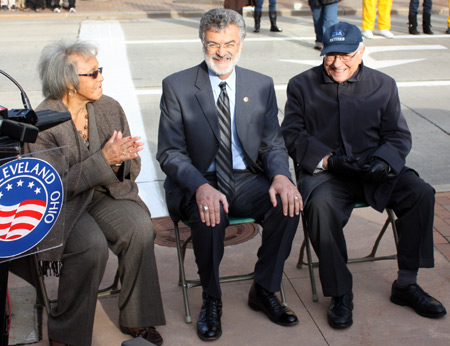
[0,157,63,258]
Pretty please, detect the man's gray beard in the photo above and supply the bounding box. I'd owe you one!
[204,51,241,76]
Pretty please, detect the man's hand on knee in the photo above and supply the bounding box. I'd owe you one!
[196,183,229,227]
[269,175,303,217]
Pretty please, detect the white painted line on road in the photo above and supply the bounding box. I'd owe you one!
[126,37,317,44]
[126,35,450,45]
[277,82,450,91]
[79,21,168,217]
[282,44,447,69]
[136,79,450,96]
[136,89,163,95]
[397,81,450,87]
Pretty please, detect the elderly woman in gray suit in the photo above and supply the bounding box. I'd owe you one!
[24,40,165,346]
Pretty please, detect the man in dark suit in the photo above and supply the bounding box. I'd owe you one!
[281,22,446,329]
[157,8,302,342]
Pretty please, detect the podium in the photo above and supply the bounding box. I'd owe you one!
[0,145,69,346]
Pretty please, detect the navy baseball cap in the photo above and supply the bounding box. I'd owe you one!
[320,22,363,56]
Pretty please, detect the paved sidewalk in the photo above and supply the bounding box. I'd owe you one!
[435,192,450,261]
[0,0,448,20]
[3,2,449,345]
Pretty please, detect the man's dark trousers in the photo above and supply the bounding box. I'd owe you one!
[303,169,435,298]
[179,170,299,298]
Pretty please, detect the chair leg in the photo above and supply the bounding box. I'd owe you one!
[387,208,399,249]
[97,267,121,298]
[174,222,192,323]
[279,280,287,306]
[297,235,306,269]
[301,213,319,302]
[366,215,392,258]
[32,254,51,314]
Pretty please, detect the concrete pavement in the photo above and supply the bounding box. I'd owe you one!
[3,2,450,346]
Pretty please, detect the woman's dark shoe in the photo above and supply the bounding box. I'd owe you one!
[327,292,353,329]
[120,325,163,346]
[197,292,222,341]
[390,281,446,318]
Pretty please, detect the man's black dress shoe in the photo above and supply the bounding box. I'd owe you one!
[390,281,447,318]
[197,292,222,341]
[328,292,353,329]
[248,282,298,326]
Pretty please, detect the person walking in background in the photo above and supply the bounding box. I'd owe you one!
[61,0,76,12]
[408,0,433,34]
[447,0,450,33]
[15,0,25,10]
[25,0,45,11]
[253,0,282,32]
[224,0,255,15]
[362,0,394,38]
[309,0,340,51]
[1,0,15,10]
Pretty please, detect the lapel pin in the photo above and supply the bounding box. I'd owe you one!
[243,97,249,102]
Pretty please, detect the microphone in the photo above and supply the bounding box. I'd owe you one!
[0,68,71,143]
[0,119,39,143]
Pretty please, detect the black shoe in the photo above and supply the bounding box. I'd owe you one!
[248,282,298,326]
[446,27,450,34]
[197,292,222,341]
[390,281,446,318]
[120,326,163,346]
[328,292,353,329]
[408,25,420,35]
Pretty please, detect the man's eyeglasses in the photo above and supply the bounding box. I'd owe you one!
[78,67,103,79]
[324,51,359,63]
[205,42,240,50]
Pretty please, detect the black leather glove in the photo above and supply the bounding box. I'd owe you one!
[327,155,365,176]
[365,159,391,183]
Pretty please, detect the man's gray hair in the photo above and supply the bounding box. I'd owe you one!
[38,40,98,100]
[199,8,246,43]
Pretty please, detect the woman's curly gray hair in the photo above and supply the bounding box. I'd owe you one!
[38,40,98,100]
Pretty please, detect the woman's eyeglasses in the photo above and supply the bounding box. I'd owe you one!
[78,67,103,79]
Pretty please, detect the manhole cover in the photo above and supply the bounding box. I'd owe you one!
[153,216,258,248]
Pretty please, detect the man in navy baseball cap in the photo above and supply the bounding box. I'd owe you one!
[282,20,446,330]
[321,22,363,56]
